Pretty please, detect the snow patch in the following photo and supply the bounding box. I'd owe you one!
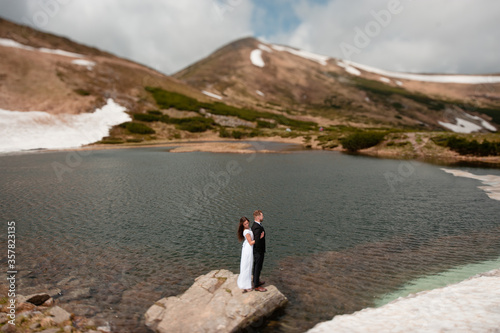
[39,47,84,58]
[337,61,361,76]
[271,44,329,66]
[308,269,500,333]
[438,118,484,133]
[258,44,272,53]
[396,80,404,86]
[441,169,500,201]
[71,59,96,70]
[464,114,496,132]
[379,77,391,84]
[0,38,35,51]
[341,60,500,84]
[250,49,265,68]
[256,90,265,97]
[202,90,223,100]
[0,38,85,58]
[0,99,130,153]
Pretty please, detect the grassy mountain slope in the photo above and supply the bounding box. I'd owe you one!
[174,37,500,132]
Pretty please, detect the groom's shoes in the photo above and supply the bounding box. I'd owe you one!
[254,286,267,292]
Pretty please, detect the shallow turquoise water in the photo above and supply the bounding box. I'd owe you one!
[374,256,500,307]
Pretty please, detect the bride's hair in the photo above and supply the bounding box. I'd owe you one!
[237,217,249,242]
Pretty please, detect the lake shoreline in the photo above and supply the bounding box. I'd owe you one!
[3,131,499,167]
[77,135,500,168]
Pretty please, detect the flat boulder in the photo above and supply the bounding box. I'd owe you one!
[145,269,288,333]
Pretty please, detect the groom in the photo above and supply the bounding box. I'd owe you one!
[252,210,267,292]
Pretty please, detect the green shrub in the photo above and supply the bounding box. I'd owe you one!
[177,117,213,132]
[178,120,212,132]
[160,115,171,123]
[432,135,500,156]
[353,77,445,110]
[133,113,161,122]
[145,86,204,111]
[159,114,213,132]
[392,102,404,110]
[99,138,124,144]
[232,130,244,139]
[145,86,317,131]
[147,110,162,115]
[463,106,500,126]
[119,122,155,134]
[74,89,90,96]
[249,129,263,137]
[219,127,231,138]
[340,131,387,152]
[257,120,277,129]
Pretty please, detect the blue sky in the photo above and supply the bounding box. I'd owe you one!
[0,0,499,75]
[251,0,303,37]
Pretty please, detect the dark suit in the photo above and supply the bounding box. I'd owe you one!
[252,221,266,288]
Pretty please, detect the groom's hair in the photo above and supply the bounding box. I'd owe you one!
[253,210,262,218]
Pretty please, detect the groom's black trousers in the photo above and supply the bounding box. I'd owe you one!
[253,251,265,288]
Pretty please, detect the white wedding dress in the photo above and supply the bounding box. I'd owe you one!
[237,229,254,290]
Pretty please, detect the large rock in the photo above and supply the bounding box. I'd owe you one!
[145,269,288,333]
[48,306,72,324]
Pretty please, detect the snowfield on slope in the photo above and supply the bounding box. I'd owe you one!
[0,99,130,153]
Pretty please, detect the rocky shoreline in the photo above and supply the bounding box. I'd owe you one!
[1,270,287,333]
[0,292,111,333]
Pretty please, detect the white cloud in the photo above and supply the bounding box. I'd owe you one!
[5,0,254,74]
[1,0,499,74]
[268,0,500,74]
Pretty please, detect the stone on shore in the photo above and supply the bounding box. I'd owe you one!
[145,269,288,333]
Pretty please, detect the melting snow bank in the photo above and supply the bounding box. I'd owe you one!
[441,168,500,201]
[0,99,130,153]
[438,118,484,133]
[308,269,500,333]
[438,110,496,133]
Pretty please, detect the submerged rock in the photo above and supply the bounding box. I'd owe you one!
[25,293,51,306]
[145,269,288,333]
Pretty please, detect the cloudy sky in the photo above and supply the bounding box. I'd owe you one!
[0,0,499,75]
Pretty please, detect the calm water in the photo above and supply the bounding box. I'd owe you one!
[1,145,499,332]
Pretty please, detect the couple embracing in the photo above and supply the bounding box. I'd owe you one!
[236,210,267,293]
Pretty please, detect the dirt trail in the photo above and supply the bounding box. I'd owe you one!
[407,132,430,156]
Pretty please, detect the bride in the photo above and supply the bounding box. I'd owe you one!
[236,217,263,292]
